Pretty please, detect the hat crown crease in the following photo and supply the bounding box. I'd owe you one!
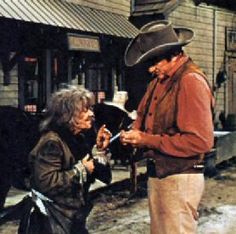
[140,23,178,54]
[124,20,194,66]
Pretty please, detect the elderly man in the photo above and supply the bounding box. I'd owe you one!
[20,86,111,234]
[120,20,214,234]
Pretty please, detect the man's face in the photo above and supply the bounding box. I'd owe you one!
[148,53,179,78]
[71,107,94,135]
[148,58,170,78]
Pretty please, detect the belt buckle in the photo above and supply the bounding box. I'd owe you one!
[193,164,204,169]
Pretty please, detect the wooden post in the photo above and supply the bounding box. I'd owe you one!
[18,55,25,110]
[130,150,138,194]
[45,49,52,103]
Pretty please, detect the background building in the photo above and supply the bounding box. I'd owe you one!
[0,0,138,111]
[128,0,236,130]
[1,0,236,130]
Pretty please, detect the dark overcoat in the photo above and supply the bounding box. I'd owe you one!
[19,127,110,234]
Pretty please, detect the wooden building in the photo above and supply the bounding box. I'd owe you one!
[0,0,138,112]
[1,0,236,130]
[129,0,236,130]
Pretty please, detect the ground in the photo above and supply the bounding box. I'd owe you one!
[1,159,236,234]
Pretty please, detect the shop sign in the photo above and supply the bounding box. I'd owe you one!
[67,33,100,52]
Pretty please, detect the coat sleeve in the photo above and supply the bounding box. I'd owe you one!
[31,140,79,197]
[91,145,112,185]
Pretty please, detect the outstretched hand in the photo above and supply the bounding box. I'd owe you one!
[96,125,112,150]
[120,129,146,147]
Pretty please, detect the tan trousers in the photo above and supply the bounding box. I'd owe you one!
[148,174,204,234]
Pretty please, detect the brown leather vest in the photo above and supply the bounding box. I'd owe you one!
[152,59,210,134]
[144,59,212,178]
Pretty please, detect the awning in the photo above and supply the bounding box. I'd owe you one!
[0,0,139,39]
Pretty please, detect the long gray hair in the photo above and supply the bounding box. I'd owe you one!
[40,86,94,132]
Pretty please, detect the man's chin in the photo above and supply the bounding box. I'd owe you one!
[87,122,93,129]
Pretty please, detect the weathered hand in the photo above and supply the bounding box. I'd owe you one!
[82,154,94,174]
[96,125,112,150]
[120,129,146,147]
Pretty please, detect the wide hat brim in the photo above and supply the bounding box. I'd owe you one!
[124,25,194,67]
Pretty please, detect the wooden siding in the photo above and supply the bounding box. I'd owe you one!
[67,0,131,17]
[169,0,236,119]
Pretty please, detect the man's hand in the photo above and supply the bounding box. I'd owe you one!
[120,129,146,147]
[96,125,112,150]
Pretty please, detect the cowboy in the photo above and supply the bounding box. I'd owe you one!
[120,20,214,234]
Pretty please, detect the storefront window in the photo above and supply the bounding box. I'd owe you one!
[69,53,112,103]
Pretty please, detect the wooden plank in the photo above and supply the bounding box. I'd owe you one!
[130,160,138,194]
[67,0,130,16]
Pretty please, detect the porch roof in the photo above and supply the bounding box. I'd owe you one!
[0,0,139,39]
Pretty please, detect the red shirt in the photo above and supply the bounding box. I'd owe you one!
[133,54,214,157]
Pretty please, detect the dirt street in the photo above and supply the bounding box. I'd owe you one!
[87,159,236,234]
[1,159,236,234]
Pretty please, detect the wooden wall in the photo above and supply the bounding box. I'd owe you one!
[67,0,131,16]
[169,0,236,123]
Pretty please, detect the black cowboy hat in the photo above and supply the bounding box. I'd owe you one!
[124,20,194,67]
